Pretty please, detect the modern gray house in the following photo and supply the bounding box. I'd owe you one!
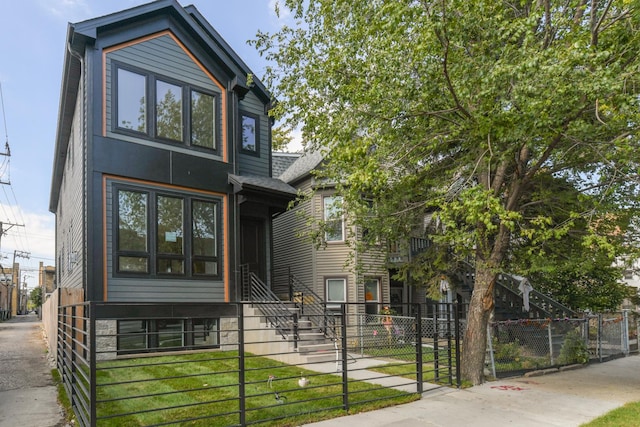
[48,0,295,353]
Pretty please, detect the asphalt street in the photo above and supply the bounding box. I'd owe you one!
[0,313,66,427]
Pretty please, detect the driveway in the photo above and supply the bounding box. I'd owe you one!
[0,313,67,427]
[306,354,640,426]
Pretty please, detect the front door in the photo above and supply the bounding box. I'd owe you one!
[241,218,266,282]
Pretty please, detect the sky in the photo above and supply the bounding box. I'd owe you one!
[0,0,295,290]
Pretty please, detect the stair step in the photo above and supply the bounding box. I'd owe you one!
[298,342,335,354]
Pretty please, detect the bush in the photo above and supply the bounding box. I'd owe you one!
[558,330,589,365]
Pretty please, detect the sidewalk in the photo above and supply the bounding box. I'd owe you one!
[0,314,67,427]
[305,354,640,427]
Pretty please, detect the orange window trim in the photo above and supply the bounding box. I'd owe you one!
[102,174,230,302]
[102,30,228,162]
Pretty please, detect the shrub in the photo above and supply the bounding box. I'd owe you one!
[558,330,589,365]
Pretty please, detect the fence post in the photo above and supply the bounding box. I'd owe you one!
[340,304,349,412]
[89,303,97,427]
[445,303,453,385]
[548,321,554,366]
[70,305,77,420]
[623,310,630,356]
[292,312,299,351]
[238,303,246,427]
[358,314,364,358]
[433,304,439,381]
[486,324,496,379]
[415,303,423,393]
[598,313,603,362]
[454,301,461,388]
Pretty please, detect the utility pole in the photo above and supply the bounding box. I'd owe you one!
[9,250,29,316]
[0,82,11,185]
[0,221,24,252]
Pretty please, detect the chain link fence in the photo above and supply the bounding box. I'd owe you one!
[487,318,589,378]
[487,311,639,378]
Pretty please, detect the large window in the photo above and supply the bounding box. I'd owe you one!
[323,196,344,242]
[115,64,218,151]
[326,278,346,309]
[116,186,220,278]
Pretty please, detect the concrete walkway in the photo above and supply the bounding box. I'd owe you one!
[305,354,640,427]
[0,314,67,427]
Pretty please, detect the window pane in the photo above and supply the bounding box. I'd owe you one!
[193,200,216,257]
[192,318,218,346]
[191,91,215,149]
[193,260,218,275]
[365,278,380,315]
[241,115,257,151]
[118,190,148,252]
[324,196,344,241]
[118,256,148,273]
[365,279,379,302]
[158,258,184,274]
[118,320,148,351]
[157,196,183,255]
[157,320,183,349]
[156,80,183,141]
[117,69,146,132]
[326,279,345,302]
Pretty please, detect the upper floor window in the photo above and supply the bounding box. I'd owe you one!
[116,186,219,278]
[117,68,147,132]
[115,64,218,152]
[240,112,259,154]
[323,196,344,242]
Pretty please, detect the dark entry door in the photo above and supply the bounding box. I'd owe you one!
[241,218,266,282]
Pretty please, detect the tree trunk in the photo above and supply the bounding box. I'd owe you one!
[460,265,497,385]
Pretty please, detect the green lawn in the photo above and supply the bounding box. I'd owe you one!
[91,351,419,426]
[580,401,640,427]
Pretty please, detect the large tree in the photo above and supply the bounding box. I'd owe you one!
[255,0,640,384]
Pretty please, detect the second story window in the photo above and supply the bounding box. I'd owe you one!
[191,90,216,149]
[117,68,147,132]
[114,64,218,152]
[323,195,344,242]
[240,112,259,154]
[156,80,183,141]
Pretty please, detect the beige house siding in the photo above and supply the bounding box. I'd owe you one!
[273,181,391,313]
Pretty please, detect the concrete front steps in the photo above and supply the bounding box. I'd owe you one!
[243,305,336,365]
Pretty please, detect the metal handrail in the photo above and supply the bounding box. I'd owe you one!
[289,274,338,341]
[458,261,577,319]
[497,272,577,319]
[241,265,298,341]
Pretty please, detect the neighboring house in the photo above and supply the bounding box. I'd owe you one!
[48,0,296,353]
[273,151,573,322]
[38,262,56,295]
[273,151,398,317]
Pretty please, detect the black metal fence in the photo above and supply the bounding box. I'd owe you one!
[57,302,463,427]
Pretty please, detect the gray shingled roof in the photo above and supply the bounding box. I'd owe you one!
[278,150,325,184]
[272,152,302,179]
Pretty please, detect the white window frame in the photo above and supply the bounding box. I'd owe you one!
[323,195,344,242]
[326,278,347,309]
[364,278,380,315]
